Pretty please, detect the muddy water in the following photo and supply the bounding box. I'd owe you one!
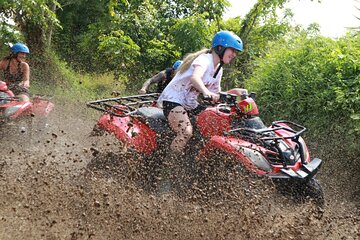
[0,102,358,240]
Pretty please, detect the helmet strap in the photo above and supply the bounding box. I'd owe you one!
[213,46,226,78]
[213,60,224,78]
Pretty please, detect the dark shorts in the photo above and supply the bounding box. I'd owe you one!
[162,101,182,119]
[8,84,30,96]
[162,100,205,119]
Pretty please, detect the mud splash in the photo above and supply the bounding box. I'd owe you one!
[0,101,358,240]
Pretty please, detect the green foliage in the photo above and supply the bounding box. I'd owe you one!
[170,13,215,55]
[144,39,180,68]
[247,32,360,141]
[30,54,127,104]
[98,30,141,73]
[54,0,111,72]
[53,0,233,88]
[0,0,60,30]
[221,1,293,89]
[0,0,60,53]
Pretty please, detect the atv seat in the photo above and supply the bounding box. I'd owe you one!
[136,107,169,134]
[136,106,166,120]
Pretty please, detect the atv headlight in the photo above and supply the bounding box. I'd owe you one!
[298,137,309,162]
[242,147,272,172]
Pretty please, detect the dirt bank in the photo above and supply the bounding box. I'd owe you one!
[0,101,358,240]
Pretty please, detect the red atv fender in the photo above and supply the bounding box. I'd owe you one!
[4,101,33,120]
[96,113,157,155]
[198,120,321,180]
[197,135,271,176]
[196,106,232,138]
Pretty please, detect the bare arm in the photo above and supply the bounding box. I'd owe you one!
[190,65,219,101]
[139,71,166,94]
[20,62,30,88]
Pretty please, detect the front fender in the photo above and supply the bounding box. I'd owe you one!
[197,135,270,175]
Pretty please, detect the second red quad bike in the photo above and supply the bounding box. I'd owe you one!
[87,92,324,206]
[0,81,54,127]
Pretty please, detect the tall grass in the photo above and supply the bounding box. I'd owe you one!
[30,52,128,104]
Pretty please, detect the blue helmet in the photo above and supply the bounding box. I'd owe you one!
[11,43,30,54]
[172,60,183,70]
[211,30,243,52]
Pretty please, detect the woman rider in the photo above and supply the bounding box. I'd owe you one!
[0,43,31,102]
[157,30,247,154]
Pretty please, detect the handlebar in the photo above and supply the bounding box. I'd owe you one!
[202,92,238,106]
[202,91,256,109]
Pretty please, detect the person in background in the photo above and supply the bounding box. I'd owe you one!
[139,60,183,94]
[0,43,31,102]
[157,30,247,154]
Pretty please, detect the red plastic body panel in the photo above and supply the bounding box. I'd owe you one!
[198,135,269,175]
[1,81,54,120]
[196,107,232,138]
[197,123,312,176]
[97,113,157,155]
[8,102,33,119]
[238,98,259,115]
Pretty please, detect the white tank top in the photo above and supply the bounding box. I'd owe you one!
[157,53,222,110]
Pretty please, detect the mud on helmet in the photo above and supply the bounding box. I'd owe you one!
[11,43,30,54]
[172,60,183,70]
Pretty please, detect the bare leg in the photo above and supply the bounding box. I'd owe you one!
[167,106,193,153]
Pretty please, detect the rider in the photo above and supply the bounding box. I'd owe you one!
[0,43,31,102]
[139,60,183,94]
[157,30,247,154]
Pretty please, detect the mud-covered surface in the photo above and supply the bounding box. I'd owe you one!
[0,101,359,240]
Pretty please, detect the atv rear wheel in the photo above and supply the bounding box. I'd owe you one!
[90,124,106,136]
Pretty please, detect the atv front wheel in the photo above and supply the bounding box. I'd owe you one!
[301,178,325,207]
[274,178,325,207]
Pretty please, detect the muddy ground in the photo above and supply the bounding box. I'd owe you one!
[0,101,359,240]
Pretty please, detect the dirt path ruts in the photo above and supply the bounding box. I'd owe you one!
[0,101,358,240]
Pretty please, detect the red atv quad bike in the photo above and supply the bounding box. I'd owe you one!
[0,81,54,128]
[87,92,324,206]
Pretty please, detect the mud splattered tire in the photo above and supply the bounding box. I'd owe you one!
[275,178,324,207]
[90,124,106,136]
[301,178,325,207]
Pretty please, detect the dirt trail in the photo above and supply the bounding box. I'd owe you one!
[0,101,359,240]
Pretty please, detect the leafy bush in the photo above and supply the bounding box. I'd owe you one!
[247,32,360,142]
